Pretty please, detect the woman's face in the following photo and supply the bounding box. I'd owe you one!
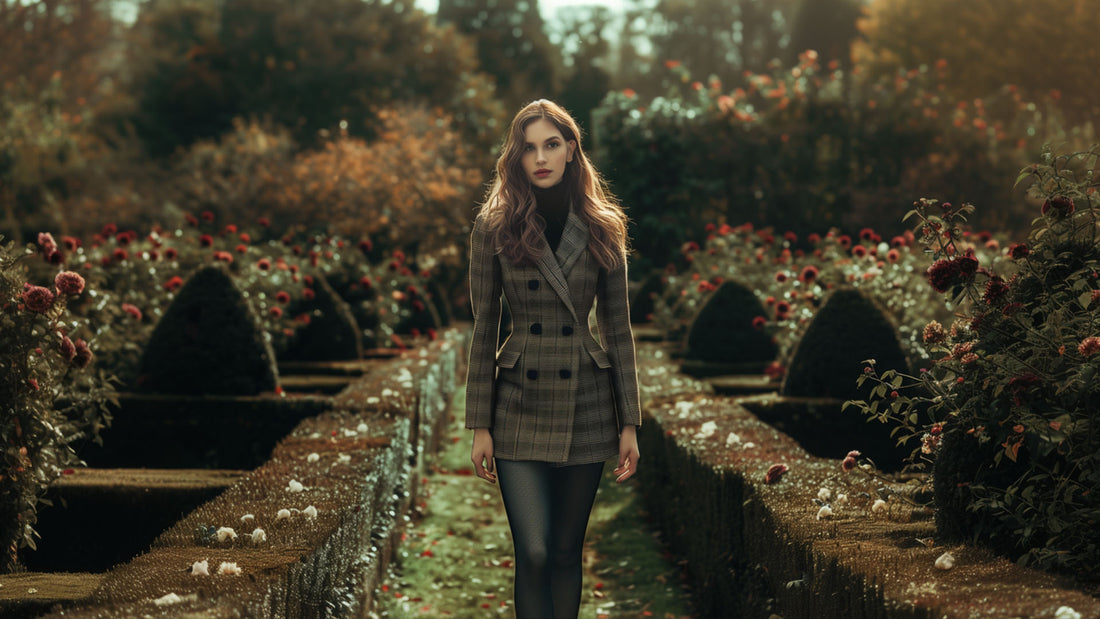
[520,118,576,189]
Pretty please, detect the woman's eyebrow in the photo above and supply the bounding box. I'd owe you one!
[525,136,563,146]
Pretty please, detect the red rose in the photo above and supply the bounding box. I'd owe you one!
[55,271,85,295]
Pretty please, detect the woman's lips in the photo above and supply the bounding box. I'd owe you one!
[535,170,551,178]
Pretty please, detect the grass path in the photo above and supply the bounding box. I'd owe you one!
[371,385,695,619]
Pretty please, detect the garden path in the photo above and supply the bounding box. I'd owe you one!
[371,385,696,619]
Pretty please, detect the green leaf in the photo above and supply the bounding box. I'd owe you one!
[1077,290,1094,308]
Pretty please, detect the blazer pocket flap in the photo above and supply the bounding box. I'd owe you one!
[587,347,612,369]
[496,349,521,368]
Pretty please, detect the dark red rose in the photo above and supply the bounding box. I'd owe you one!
[73,339,93,368]
[164,276,184,292]
[982,276,1009,305]
[1041,196,1075,217]
[799,265,819,283]
[55,271,85,295]
[21,285,55,313]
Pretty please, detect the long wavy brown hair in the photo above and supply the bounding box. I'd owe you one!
[477,99,629,271]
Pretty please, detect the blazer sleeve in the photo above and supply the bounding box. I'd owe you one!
[597,256,642,428]
[464,215,502,429]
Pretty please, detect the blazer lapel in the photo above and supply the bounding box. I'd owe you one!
[535,208,588,324]
[555,209,588,277]
[536,244,579,324]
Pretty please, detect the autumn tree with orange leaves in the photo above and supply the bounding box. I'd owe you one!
[164,107,481,269]
[267,106,482,267]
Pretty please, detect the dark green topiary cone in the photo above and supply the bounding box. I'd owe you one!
[629,270,664,324]
[781,287,909,400]
[683,280,778,366]
[284,274,364,361]
[425,278,453,327]
[136,265,278,395]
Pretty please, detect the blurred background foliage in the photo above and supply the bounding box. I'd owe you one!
[2,0,1097,299]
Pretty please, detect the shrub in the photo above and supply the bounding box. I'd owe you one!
[136,265,278,395]
[781,287,909,401]
[649,220,992,378]
[593,53,1075,272]
[164,107,481,276]
[282,274,363,362]
[260,106,483,264]
[0,237,112,572]
[169,118,297,231]
[629,269,664,324]
[682,280,777,368]
[60,216,442,381]
[847,147,1100,573]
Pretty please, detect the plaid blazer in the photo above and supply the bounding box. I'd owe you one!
[465,207,642,462]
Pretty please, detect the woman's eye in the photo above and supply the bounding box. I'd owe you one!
[547,142,559,149]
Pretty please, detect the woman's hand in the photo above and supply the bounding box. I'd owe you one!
[614,425,640,483]
[471,428,496,484]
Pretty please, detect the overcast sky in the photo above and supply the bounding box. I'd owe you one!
[414,0,627,20]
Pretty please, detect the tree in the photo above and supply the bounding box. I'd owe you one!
[124,0,504,156]
[854,0,1100,125]
[0,0,116,109]
[638,0,800,90]
[550,4,615,144]
[786,0,862,69]
[436,0,561,112]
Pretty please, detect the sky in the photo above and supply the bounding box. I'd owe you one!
[414,0,627,20]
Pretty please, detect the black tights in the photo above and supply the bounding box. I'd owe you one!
[495,459,605,619]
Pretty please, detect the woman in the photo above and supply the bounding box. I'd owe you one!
[465,99,642,619]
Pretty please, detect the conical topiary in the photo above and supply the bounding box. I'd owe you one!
[284,273,364,361]
[425,278,453,327]
[682,280,778,369]
[136,265,278,395]
[781,287,909,400]
[629,270,664,324]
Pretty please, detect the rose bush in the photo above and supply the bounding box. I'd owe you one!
[56,215,442,386]
[0,237,113,572]
[845,146,1100,574]
[648,219,1009,381]
[593,51,1085,272]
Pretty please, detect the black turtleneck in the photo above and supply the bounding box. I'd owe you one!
[533,181,570,253]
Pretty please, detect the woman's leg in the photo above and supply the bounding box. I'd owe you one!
[548,461,605,619]
[496,459,554,619]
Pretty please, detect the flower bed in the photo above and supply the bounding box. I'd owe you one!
[0,329,462,619]
[635,341,1100,619]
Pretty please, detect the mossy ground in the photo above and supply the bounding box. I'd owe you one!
[372,385,695,618]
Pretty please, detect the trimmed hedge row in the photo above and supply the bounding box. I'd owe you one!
[26,329,463,619]
[633,340,1100,619]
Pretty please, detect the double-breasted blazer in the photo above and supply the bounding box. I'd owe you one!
[465,206,642,463]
